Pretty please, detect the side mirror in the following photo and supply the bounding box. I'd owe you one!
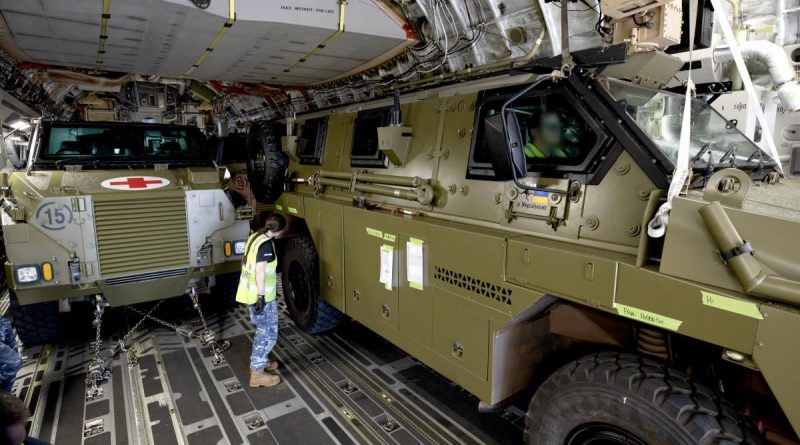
[484,112,526,180]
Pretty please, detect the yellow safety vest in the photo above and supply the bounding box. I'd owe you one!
[235,233,278,304]
[524,142,568,159]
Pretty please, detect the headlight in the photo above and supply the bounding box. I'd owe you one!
[234,241,247,255]
[16,266,39,283]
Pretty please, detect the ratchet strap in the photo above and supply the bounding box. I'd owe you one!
[708,0,783,175]
[647,0,696,238]
[648,0,786,238]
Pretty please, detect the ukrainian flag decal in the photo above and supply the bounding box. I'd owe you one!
[531,191,549,204]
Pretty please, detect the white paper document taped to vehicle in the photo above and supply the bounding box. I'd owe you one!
[407,239,424,290]
[380,245,394,290]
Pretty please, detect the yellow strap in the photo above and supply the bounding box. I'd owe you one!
[93,0,111,71]
[281,0,347,75]
[184,0,236,75]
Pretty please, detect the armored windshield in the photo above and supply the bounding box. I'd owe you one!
[36,123,211,166]
[605,80,778,169]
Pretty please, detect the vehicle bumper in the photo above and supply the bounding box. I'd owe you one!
[9,261,241,306]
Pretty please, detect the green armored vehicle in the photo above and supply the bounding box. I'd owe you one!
[257,71,800,443]
[2,121,251,344]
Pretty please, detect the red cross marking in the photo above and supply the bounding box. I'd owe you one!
[109,177,164,189]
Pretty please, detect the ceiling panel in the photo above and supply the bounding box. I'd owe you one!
[0,0,411,85]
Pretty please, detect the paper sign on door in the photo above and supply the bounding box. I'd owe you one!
[407,238,424,290]
[379,245,394,290]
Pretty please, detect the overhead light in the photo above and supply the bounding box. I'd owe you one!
[9,120,30,131]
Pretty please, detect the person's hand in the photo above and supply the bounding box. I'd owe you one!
[254,295,265,315]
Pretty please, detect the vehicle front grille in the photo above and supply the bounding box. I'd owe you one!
[105,268,187,286]
[94,195,190,277]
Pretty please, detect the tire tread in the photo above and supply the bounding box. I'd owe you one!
[282,236,342,334]
[524,352,763,445]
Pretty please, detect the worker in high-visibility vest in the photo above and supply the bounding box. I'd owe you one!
[524,111,568,159]
[236,214,286,388]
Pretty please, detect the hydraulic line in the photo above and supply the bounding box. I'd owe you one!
[318,170,426,187]
[318,177,421,202]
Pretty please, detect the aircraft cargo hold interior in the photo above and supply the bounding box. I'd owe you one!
[0,1,800,445]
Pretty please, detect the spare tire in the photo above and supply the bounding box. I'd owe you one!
[247,122,287,203]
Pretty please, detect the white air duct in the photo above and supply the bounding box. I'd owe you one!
[714,40,800,113]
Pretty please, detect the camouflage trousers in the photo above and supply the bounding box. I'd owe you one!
[0,317,22,392]
[248,300,278,371]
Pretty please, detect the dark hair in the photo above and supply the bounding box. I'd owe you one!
[267,213,286,231]
[0,391,28,427]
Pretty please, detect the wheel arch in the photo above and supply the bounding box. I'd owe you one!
[490,296,799,442]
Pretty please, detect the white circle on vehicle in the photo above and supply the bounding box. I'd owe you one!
[100,176,171,191]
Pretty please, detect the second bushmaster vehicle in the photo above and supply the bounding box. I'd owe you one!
[255,71,800,443]
[2,121,251,344]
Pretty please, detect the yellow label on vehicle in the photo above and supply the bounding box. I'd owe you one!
[383,233,396,242]
[615,304,683,331]
[701,291,763,319]
[409,237,424,245]
[287,207,298,215]
[366,227,383,238]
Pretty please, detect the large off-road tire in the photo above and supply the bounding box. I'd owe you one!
[280,236,342,334]
[525,352,763,445]
[247,122,287,203]
[9,297,62,346]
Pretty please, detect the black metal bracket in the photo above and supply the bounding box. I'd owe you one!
[665,81,732,97]
[719,241,754,263]
[513,44,629,75]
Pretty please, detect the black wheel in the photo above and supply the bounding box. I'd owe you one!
[280,236,342,334]
[525,352,764,445]
[9,295,62,346]
[246,122,287,203]
[212,272,240,307]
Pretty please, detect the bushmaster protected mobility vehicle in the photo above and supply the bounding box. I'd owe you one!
[255,71,800,444]
[1,121,251,348]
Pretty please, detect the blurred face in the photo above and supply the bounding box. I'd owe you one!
[533,113,563,150]
[265,217,282,233]
[1,422,26,445]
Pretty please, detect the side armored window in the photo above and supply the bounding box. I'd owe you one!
[468,87,602,179]
[350,108,390,168]
[298,117,327,165]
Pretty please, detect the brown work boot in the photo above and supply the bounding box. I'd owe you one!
[265,360,279,372]
[249,370,281,388]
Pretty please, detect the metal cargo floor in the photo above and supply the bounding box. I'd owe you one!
[10,296,525,445]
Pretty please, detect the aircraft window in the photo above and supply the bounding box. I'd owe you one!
[350,108,389,168]
[469,88,600,178]
[298,117,327,165]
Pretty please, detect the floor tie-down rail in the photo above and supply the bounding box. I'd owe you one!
[84,287,231,401]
